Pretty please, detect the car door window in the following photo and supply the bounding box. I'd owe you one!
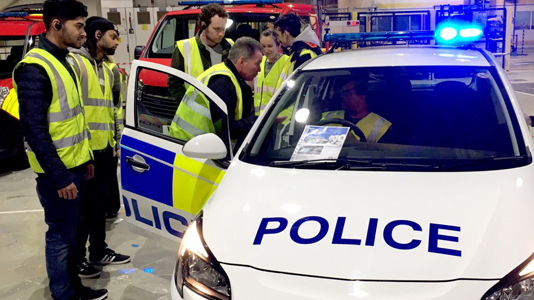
[133,63,231,150]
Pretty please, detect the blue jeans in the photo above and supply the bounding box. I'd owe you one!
[37,166,86,300]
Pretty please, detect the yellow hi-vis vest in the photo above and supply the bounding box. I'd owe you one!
[322,111,392,143]
[0,88,19,120]
[176,37,235,78]
[14,48,92,173]
[70,54,116,151]
[106,61,125,131]
[275,48,319,90]
[169,63,242,141]
[253,54,288,116]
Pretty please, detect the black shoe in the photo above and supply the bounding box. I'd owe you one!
[78,259,101,279]
[105,212,118,220]
[79,286,108,300]
[90,248,131,265]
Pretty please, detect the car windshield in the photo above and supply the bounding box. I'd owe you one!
[241,65,530,171]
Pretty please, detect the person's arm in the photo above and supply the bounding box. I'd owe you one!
[16,65,75,190]
[208,76,257,140]
[293,52,313,71]
[168,46,187,101]
[111,64,121,107]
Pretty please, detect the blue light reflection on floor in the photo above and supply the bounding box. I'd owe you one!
[119,268,137,274]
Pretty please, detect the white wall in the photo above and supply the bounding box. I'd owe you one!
[0,0,101,17]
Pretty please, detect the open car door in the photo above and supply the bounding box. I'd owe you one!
[121,60,231,242]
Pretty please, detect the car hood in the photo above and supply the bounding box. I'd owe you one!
[202,161,534,281]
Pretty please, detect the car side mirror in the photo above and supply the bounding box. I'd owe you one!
[183,133,227,160]
[134,46,144,60]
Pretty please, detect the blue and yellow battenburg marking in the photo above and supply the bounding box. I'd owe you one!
[121,135,225,215]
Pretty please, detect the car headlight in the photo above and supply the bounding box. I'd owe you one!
[175,213,231,300]
[482,253,534,300]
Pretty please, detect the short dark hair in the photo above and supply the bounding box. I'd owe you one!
[198,3,228,28]
[261,29,279,46]
[228,37,263,63]
[274,13,301,38]
[43,0,88,30]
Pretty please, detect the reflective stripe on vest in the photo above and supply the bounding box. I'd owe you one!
[253,54,288,116]
[14,49,92,173]
[70,53,116,150]
[169,63,242,141]
[322,111,391,143]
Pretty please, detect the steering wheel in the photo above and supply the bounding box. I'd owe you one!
[316,118,367,142]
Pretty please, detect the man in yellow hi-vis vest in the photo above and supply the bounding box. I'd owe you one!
[170,37,263,152]
[68,16,130,280]
[274,13,322,91]
[168,3,233,101]
[322,77,392,143]
[104,56,124,221]
[13,1,109,299]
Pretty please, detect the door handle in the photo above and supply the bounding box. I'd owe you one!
[126,155,150,172]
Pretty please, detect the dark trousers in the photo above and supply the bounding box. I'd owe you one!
[106,155,120,216]
[37,166,86,300]
[77,147,113,260]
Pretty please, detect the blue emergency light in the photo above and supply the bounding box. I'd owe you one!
[435,21,483,44]
[324,30,435,43]
[0,12,29,18]
[178,0,282,5]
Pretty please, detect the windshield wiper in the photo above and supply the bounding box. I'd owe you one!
[269,158,374,169]
[269,159,442,170]
[438,155,528,170]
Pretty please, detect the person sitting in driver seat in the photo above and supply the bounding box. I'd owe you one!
[322,77,392,143]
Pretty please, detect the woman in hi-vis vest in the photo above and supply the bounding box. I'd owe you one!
[253,29,289,116]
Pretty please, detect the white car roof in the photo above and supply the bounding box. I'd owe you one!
[302,46,491,70]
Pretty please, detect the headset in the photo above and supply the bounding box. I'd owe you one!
[201,22,206,30]
[97,33,102,39]
[54,22,62,31]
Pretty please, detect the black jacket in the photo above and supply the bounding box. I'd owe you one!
[14,35,85,190]
[168,35,233,101]
[209,59,256,150]
[290,41,322,71]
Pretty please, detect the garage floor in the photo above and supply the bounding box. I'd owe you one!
[0,168,179,300]
[1,48,534,300]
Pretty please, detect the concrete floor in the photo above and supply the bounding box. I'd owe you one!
[1,49,534,300]
[0,168,180,300]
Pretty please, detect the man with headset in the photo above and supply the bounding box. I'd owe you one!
[13,0,107,299]
[168,3,233,101]
[68,16,130,280]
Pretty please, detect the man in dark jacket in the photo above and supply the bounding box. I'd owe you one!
[13,0,106,299]
[170,37,262,152]
[168,3,233,101]
[274,13,322,89]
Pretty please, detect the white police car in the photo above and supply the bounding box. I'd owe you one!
[121,27,534,300]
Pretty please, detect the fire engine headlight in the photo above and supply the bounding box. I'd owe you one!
[175,213,231,300]
[482,254,534,300]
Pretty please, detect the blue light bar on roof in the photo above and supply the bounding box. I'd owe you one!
[324,31,435,43]
[178,0,282,5]
[435,21,483,44]
[0,12,29,18]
